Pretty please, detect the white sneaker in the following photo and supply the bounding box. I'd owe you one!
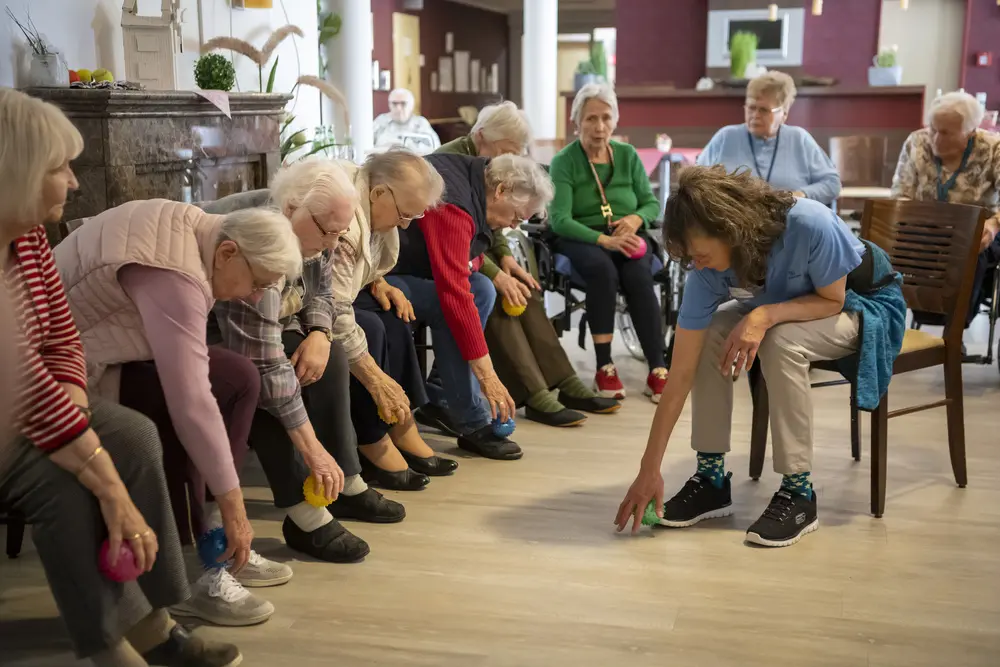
[170,568,274,626]
[233,550,293,588]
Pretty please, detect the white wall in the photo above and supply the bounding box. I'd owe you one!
[2,0,321,134]
[879,0,965,116]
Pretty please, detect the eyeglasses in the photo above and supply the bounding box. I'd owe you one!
[744,104,784,117]
[309,211,343,238]
[386,186,425,223]
[242,256,282,292]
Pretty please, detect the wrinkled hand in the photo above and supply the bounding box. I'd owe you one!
[609,214,642,237]
[300,443,344,503]
[500,255,541,291]
[291,332,331,387]
[598,233,644,257]
[791,190,806,198]
[98,483,158,573]
[615,467,665,535]
[373,281,415,322]
[215,489,253,573]
[476,373,516,422]
[721,308,771,378]
[493,270,530,308]
[369,372,411,425]
[981,219,999,253]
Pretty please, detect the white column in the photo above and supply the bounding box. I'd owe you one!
[321,0,374,160]
[522,0,558,140]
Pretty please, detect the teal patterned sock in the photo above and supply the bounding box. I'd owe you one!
[696,452,726,489]
[781,472,813,499]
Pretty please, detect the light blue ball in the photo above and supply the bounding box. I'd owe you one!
[492,417,516,437]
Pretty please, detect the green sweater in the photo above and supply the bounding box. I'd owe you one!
[434,134,509,279]
[548,139,660,244]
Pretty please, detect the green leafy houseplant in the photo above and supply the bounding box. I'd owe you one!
[194,53,236,91]
[875,46,898,68]
[730,31,758,79]
[589,39,607,80]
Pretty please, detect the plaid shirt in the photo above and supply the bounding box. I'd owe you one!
[210,252,344,430]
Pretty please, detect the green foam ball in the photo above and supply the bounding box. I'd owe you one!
[641,500,661,527]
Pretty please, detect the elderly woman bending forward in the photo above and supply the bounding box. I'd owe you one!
[0,88,243,666]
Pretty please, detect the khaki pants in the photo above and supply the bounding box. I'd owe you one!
[691,301,860,474]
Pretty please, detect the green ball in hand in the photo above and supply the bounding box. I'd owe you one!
[641,500,661,527]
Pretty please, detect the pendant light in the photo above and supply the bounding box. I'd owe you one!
[768,4,778,21]
[900,0,909,9]
[812,0,823,16]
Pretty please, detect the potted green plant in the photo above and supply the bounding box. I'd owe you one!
[869,45,902,86]
[574,38,608,91]
[729,31,758,80]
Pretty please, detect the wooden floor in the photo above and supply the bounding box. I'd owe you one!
[2,325,999,667]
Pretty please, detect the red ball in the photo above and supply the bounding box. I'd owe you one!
[629,236,648,260]
[99,540,143,582]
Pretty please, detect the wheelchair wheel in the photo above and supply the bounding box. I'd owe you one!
[616,294,645,360]
[503,228,540,281]
[660,260,686,367]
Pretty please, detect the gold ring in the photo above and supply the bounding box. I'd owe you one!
[129,533,141,540]
[141,530,152,538]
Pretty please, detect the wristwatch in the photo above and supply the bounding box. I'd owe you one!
[308,326,333,342]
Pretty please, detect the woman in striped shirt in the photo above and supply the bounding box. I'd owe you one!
[0,88,241,667]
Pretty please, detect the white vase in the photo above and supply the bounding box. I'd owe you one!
[28,53,69,87]
[868,65,903,87]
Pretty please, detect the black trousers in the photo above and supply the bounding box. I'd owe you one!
[248,332,360,509]
[554,234,665,369]
[349,291,429,446]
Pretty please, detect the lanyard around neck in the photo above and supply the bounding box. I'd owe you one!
[746,127,781,183]
[935,136,975,202]
[580,141,615,222]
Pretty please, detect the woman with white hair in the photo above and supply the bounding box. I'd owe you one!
[697,71,841,205]
[892,90,1000,327]
[549,82,668,403]
[387,153,554,459]
[372,87,441,155]
[0,88,242,666]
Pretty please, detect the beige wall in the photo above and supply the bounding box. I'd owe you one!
[557,42,590,139]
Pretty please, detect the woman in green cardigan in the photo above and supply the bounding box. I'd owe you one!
[549,82,667,403]
[435,101,620,427]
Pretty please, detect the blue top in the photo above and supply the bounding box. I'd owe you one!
[678,198,865,330]
[697,124,842,205]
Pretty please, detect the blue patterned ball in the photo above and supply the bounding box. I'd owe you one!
[492,417,516,437]
[196,527,228,570]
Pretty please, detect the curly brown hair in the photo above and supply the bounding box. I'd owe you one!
[663,165,794,286]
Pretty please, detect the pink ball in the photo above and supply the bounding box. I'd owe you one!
[99,539,143,582]
[629,236,648,260]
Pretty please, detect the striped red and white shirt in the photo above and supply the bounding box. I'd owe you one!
[5,226,89,451]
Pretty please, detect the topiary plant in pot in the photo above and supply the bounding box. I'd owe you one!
[194,53,236,91]
[729,31,758,80]
[868,45,902,86]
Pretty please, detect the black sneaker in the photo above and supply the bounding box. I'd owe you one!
[745,489,818,547]
[659,473,733,527]
[328,487,406,523]
[457,425,523,460]
[557,392,621,414]
[524,406,588,427]
[143,624,242,667]
[414,404,461,437]
[281,516,370,563]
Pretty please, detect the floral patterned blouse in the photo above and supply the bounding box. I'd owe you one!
[891,128,1000,214]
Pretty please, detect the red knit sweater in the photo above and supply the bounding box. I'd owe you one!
[6,227,89,451]
[419,204,488,360]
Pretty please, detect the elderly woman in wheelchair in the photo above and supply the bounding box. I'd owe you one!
[549,82,669,403]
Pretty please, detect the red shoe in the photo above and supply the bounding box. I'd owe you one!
[594,364,625,399]
[644,368,668,403]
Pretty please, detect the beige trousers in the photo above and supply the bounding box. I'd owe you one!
[691,301,860,474]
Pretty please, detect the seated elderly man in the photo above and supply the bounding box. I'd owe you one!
[373,88,441,155]
[892,91,1000,328]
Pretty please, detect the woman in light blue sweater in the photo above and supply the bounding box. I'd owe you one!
[697,72,841,205]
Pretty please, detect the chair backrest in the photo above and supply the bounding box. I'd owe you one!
[861,199,987,341]
[830,135,889,187]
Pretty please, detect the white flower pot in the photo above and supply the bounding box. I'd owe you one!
[868,65,902,87]
[28,53,69,87]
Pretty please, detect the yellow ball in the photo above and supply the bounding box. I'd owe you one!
[377,406,398,425]
[77,69,93,83]
[501,298,526,317]
[302,478,334,508]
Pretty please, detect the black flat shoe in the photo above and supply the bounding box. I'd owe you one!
[414,404,461,438]
[457,425,523,460]
[359,456,430,491]
[557,392,622,414]
[400,450,459,476]
[143,625,242,667]
[328,487,407,523]
[281,516,370,563]
[524,406,588,427]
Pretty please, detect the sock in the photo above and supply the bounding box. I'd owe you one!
[525,389,565,414]
[124,608,175,655]
[781,472,813,499]
[696,452,726,489]
[286,501,333,532]
[342,474,368,496]
[203,501,223,532]
[595,342,613,368]
[556,376,596,400]
[90,639,147,667]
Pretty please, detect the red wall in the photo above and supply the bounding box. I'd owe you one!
[371,0,509,120]
[960,0,1000,107]
[616,0,881,88]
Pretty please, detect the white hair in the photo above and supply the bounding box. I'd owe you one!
[928,91,984,135]
[363,147,445,208]
[269,158,359,217]
[472,101,533,152]
[0,88,84,226]
[485,154,555,219]
[219,208,303,281]
[570,81,619,128]
[389,88,415,108]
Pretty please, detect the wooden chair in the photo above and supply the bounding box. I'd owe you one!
[748,199,988,517]
[830,136,889,216]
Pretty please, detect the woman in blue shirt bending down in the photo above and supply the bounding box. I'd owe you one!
[697,71,842,205]
[614,165,904,548]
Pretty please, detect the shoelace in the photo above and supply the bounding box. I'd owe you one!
[762,492,795,522]
[599,364,618,377]
[246,550,264,567]
[206,568,251,603]
[675,476,707,504]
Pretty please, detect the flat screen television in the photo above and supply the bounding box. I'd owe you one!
[706,8,805,70]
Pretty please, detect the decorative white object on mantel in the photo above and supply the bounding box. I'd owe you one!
[121,0,182,90]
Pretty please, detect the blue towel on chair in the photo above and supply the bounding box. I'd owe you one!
[838,243,907,410]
